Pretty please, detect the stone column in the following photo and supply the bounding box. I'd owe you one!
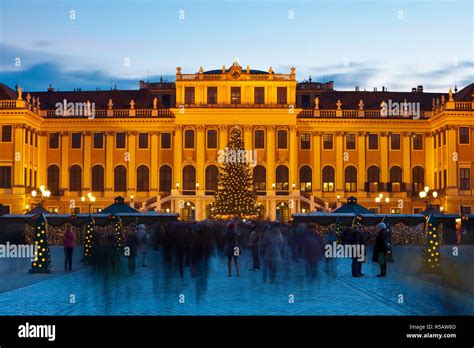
[83,131,92,191]
[105,131,114,197]
[173,126,183,188]
[60,131,69,193]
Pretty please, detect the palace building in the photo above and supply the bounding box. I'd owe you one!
[0,62,473,221]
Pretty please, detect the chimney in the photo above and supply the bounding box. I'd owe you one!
[355,86,359,91]
[417,85,423,92]
[382,86,385,92]
[47,84,55,92]
[374,87,377,92]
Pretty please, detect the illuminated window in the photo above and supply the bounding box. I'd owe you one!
[322,166,335,192]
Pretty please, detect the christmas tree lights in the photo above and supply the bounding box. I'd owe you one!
[214,126,258,218]
[113,215,124,250]
[82,216,95,261]
[422,215,441,272]
[29,213,51,274]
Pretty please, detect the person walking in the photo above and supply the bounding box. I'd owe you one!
[225,223,240,277]
[248,222,260,271]
[125,230,139,274]
[262,225,283,283]
[351,226,366,277]
[137,224,149,267]
[64,225,75,272]
[372,222,388,277]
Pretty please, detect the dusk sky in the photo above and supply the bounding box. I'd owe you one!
[0,0,472,92]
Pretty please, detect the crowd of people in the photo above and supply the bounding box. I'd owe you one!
[62,219,391,281]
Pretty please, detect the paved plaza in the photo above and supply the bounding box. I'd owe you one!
[0,246,473,316]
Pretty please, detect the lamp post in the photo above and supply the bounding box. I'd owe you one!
[81,193,96,214]
[30,185,51,210]
[375,193,390,213]
[419,186,438,208]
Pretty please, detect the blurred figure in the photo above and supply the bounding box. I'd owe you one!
[372,222,388,277]
[225,223,240,277]
[137,224,149,267]
[125,230,139,274]
[303,227,324,278]
[248,222,260,271]
[262,225,283,283]
[64,225,74,272]
[353,226,366,277]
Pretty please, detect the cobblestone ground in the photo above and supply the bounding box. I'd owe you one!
[0,248,473,316]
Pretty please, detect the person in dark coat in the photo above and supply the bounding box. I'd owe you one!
[125,231,139,274]
[351,226,366,277]
[225,223,240,277]
[247,222,260,271]
[372,222,388,277]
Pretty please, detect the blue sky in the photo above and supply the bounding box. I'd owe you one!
[0,0,472,92]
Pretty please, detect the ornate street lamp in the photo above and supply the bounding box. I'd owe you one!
[81,193,96,213]
[419,186,438,208]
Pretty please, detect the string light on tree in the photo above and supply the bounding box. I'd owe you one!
[113,215,124,250]
[214,125,258,218]
[336,217,343,243]
[82,217,95,260]
[29,213,51,274]
[422,215,441,272]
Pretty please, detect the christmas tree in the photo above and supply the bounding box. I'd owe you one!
[214,125,258,218]
[113,215,124,251]
[422,215,441,273]
[82,216,95,261]
[29,213,52,274]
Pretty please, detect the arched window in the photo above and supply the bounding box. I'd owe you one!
[91,165,104,191]
[322,166,335,192]
[412,166,424,192]
[253,165,266,191]
[47,165,60,196]
[344,166,357,192]
[205,165,218,191]
[299,165,312,192]
[114,165,127,192]
[137,165,149,192]
[276,165,289,191]
[367,166,380,192]
[390,166,402,192]
[159,165,172,191]
[69,165,82,192]
[183,165,196,191]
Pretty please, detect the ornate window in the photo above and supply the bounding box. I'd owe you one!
[47,165,60,195]
[345,166,357,192]
[276,165,289,191]
[159,165,172,191]
[91,165,104,191]
[69,165,82,192]
[322,166,335,192]
[114,165,127,191]
[137,165,149,191]
[253,165,266,191]
[299,165,312,192]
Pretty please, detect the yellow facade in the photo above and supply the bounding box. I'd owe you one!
[0,64,473,220]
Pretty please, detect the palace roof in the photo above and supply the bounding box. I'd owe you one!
[0,83,18,100]
[24,89,160,110]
